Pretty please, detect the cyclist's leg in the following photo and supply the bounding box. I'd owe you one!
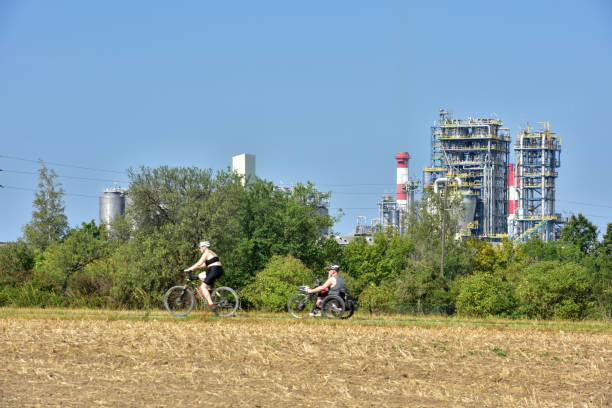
[197,272,214,305]
[197,273,214,307]
[316,291,328,308]
[202,266,223,308]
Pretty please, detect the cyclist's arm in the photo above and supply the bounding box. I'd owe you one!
[308,277,334,294]
[186,252,207,272]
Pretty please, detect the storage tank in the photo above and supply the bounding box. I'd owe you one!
[460,193,477,233]
[99,188,126,226]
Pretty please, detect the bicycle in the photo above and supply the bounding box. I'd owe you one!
[163,273,240,317]
[287,278,355,319]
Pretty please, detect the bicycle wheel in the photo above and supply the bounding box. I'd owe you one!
[164,286,195,317]
[321,295,345,319]
[288,293,314,319]
[342,305,355,319]
[211,286,239,317]
[341,298,355,319]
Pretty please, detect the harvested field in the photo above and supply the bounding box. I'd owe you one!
[0,310,610,407]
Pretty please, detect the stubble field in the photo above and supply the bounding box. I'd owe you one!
[0,309,610,407]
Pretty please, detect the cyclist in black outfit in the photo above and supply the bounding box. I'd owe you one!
[184,241,224,309]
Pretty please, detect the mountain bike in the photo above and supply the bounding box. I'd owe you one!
[163,273,239,317]
[287,278,355,319]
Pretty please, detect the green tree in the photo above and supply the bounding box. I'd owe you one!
[583,244,612,319]
[392,191,467,307]
[396,263,434,311]
[467,239,496,274]
[122,166,334,297]
[494,238,516,270]
[230,180,333,288]
[107,224,196,308]
[560,213,599,255]
[514,238,582,265]
[23,164,69,250]
[601,223,612,255]
[125,166,245,287]
[36,220,107,294]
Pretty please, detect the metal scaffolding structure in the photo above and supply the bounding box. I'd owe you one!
[424,109,511,241]
[378,195,401,232]
[510,122,564,242]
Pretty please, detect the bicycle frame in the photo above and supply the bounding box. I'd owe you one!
[164,276,240,317]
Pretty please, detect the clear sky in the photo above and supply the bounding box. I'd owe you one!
[1,0,611,242]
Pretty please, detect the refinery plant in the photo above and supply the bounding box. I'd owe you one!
[510,122,563,242]
[98,114,564,244]
[356,108,564,243]
[424,109,511,241]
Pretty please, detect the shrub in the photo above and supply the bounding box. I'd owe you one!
[242,255,314,312]
[359,280,397,314]
[516,261,595,320]
[0,275,67,308]
[0,242,35,286]
[456,273,516,317]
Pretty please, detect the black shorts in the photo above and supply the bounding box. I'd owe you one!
[204,265,223,286]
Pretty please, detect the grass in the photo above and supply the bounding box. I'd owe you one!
[1,306,609,332]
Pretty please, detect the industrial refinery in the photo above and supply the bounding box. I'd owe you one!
[99,111,564,244]
[352,108,564,243]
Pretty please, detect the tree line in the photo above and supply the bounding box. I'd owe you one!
[0,164,610,320]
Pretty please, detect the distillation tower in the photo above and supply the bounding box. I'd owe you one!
[424,109,511,240]
[510,122,563,242]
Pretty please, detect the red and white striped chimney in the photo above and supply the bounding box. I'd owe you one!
[507,164,518,215]
[396,152,410,210]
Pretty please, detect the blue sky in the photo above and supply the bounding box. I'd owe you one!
[1,0,611,241]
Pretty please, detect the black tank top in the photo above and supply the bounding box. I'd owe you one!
[205,256,219,266]
[331,275,347,293]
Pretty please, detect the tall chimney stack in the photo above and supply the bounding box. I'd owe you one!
[396,152,410,210]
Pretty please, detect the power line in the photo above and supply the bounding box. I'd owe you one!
[319,183,396,187]
[0,169,129,184]
[0,185,99,198]
[557,199,612,209]
[329,208,377,210]
[559,211,610,220]
[0,154,125,175]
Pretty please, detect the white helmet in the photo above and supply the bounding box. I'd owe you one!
[328,264,340,271]
[199,241,211,248]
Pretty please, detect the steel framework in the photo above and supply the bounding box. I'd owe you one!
[424,109,511,240]
[510,122,564,242]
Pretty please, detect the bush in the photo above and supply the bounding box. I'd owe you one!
[65,259,114,307]
[516,261,595,320]
[242,255,315,312]
[456,273,516,317]
[359,280,397,313]
[0,275,67,308]
[0,242,35,286]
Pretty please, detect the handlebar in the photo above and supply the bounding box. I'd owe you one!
[297,278,322,293]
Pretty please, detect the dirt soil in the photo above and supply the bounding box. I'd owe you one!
[0,316,610,407]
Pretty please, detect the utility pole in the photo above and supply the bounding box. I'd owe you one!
[440,180,448,278]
